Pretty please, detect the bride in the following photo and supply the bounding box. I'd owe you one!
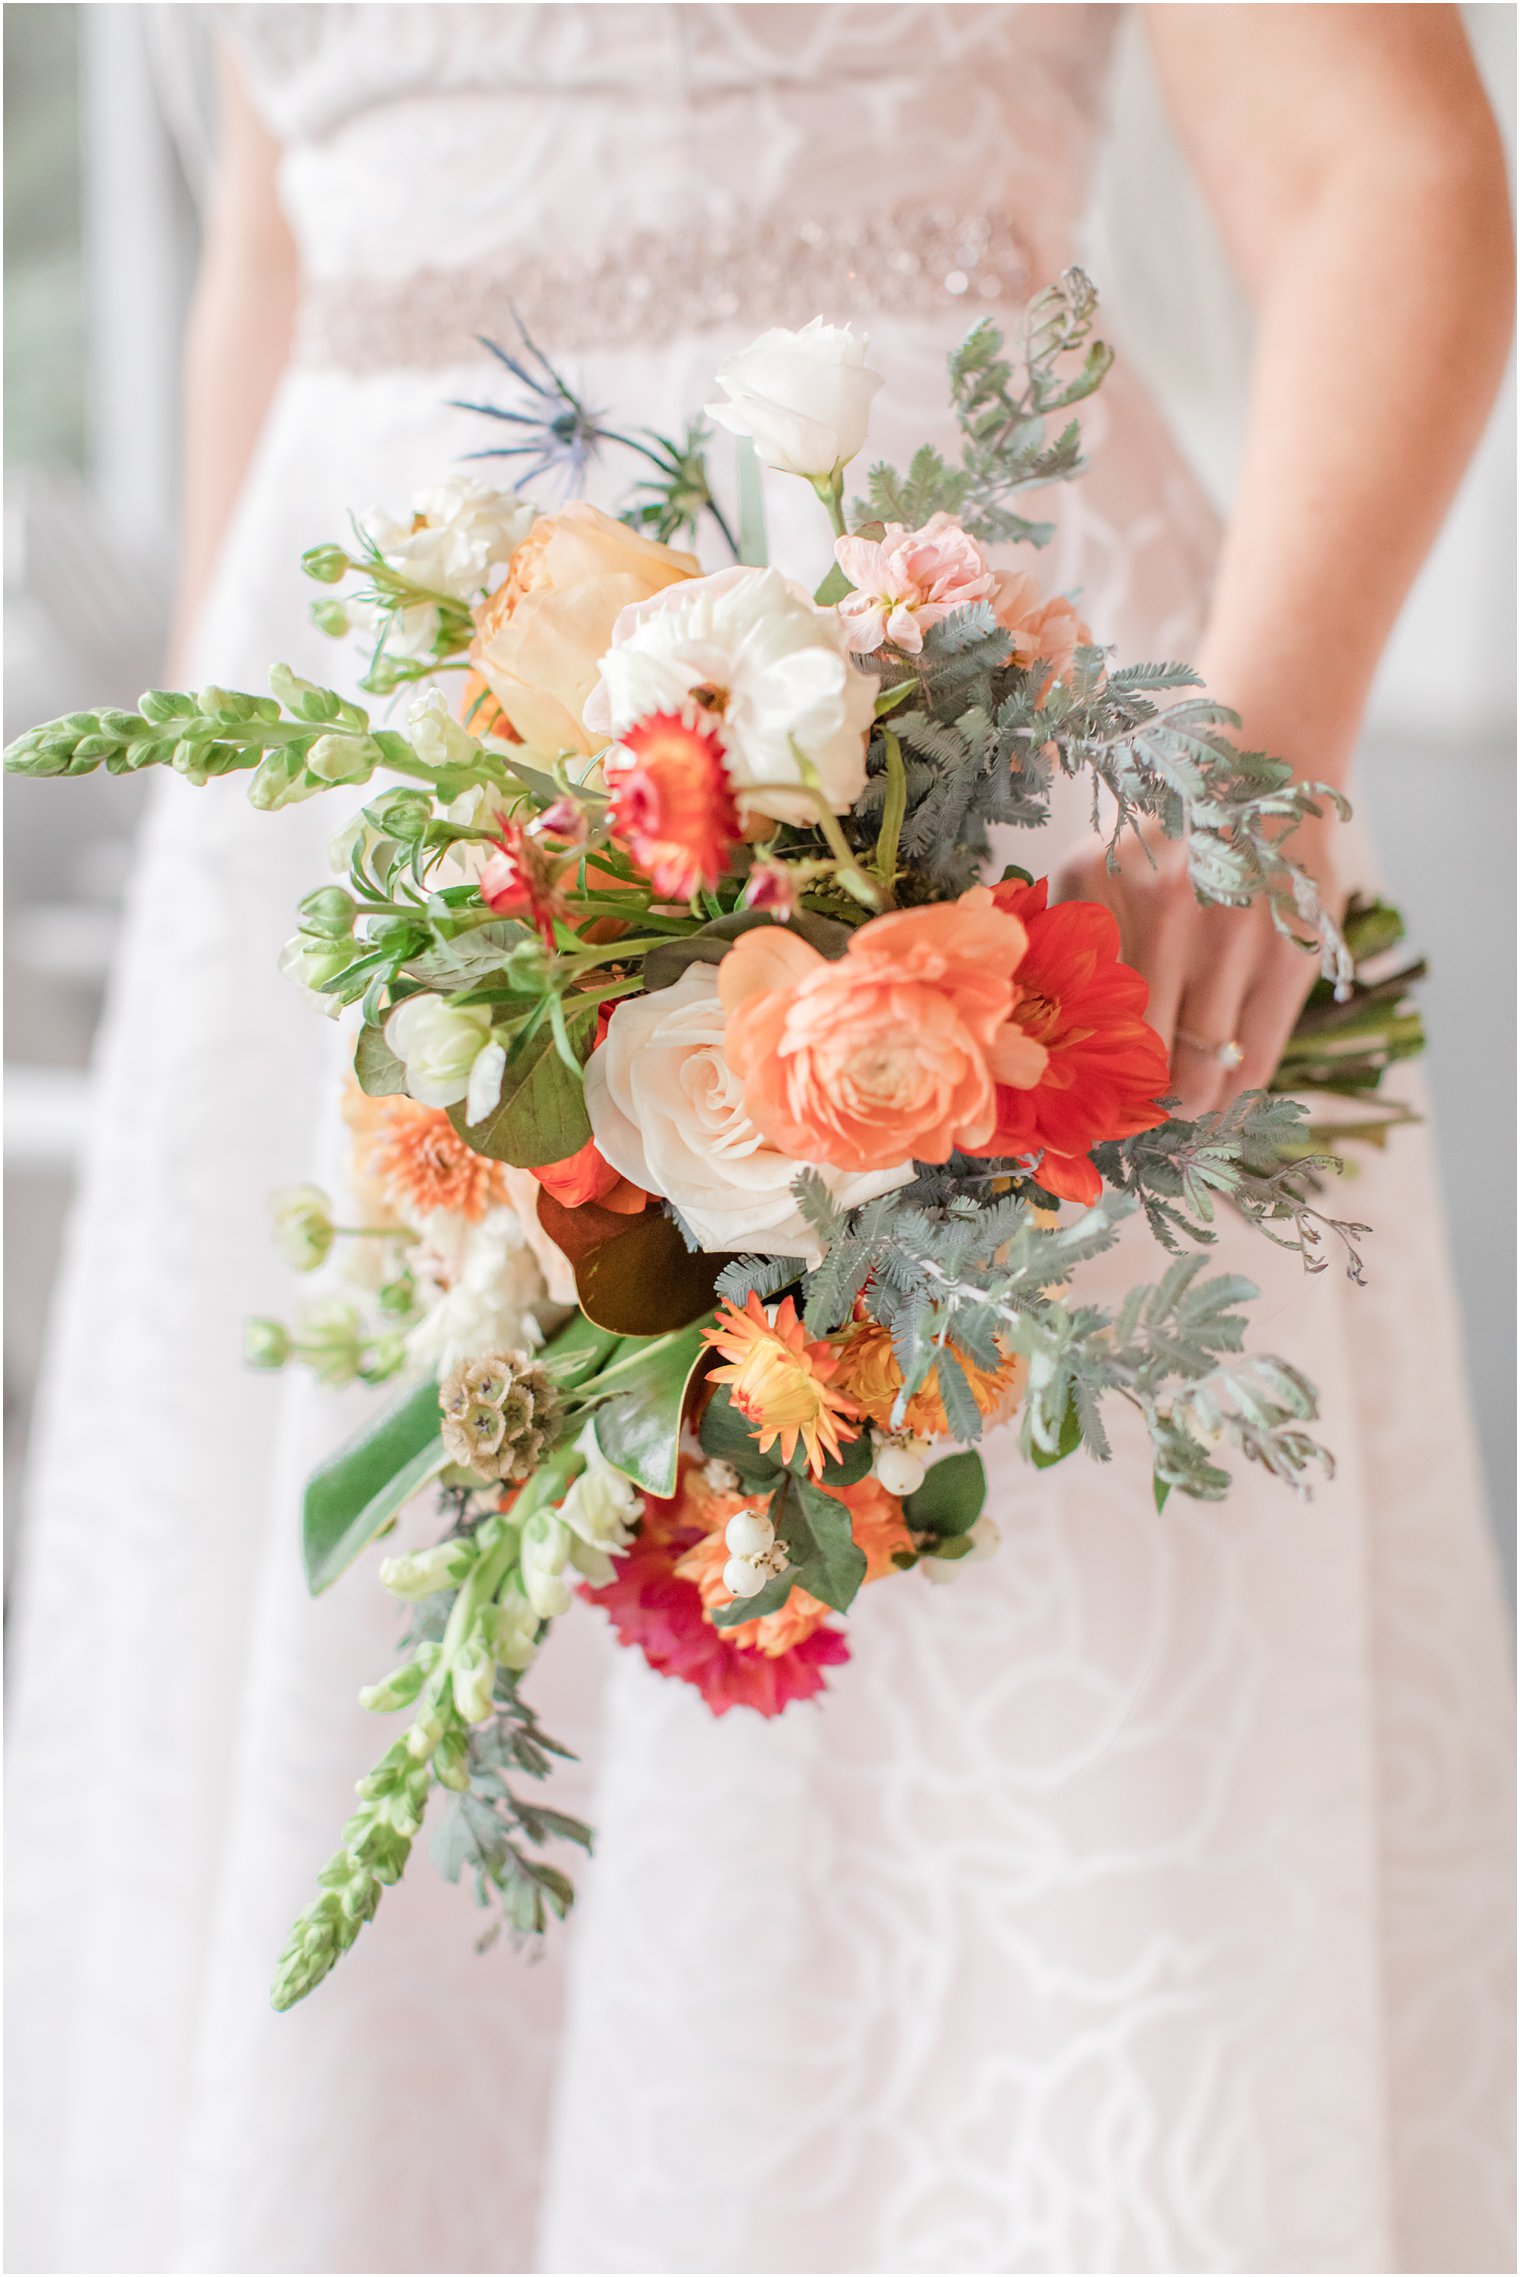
[7,7,1513,2272]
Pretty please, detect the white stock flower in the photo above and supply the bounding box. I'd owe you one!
[560,1425,644,1562]
[706,318,883,477]
[384,993,495,1110]
[584,965,911,1257]
[369,475,535,604]
[584,565,874,824]
[406,1206,548,1374]
[406,687,485,771]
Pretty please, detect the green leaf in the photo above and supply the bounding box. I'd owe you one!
[353,1022,408,1097]
[536,1310,623,1392]
[794,1427,872,1489]
[812,561,852,608]
[789,1476,869,1612]
[575,1210,737,1335]
[302,1374,446,1595]
[641,910,851,994]
[447,999,597,1167]
[873,678,917,720]
[697,1383,784,1492]
[1029,1393,1083,1472]
[904,1450,988,1537]
[1153,1473,1172,1514]
[590,1326,710,1496]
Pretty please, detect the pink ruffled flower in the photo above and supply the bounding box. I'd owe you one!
[833,511,995,656]
[991,567,1094,699]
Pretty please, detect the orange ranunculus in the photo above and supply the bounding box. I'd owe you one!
[718,888,1045,1174]
[470,504,698,757]
[991,567,1092,700]
[604,709,743,899]
[702,1292,862,1479]
[829,1311,1029,1437]
[675,1471,913,1657]
[969,875,1171,1205]
[533,1135,646,1214]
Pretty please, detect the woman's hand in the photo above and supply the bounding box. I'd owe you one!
[1051,810,1343,1119]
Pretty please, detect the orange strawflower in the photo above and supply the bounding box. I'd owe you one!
[344,1085,507,1224]
[702,1292,861,1478]
[675,1471,913,1656]
[969,877,1171,1206]
[829,1310,1028,1437]
[604,709,742,900]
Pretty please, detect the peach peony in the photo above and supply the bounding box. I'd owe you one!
[717,890,1045,1173]
[470,504,698,757]
[834,511,995,655]
[991,566,1093,699]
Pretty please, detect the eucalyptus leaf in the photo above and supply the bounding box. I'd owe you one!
[903,1449,988,1537]
[353,1022,408,1097]
[698,1383,784,1491]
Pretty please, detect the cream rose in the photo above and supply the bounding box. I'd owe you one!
[471,503,698,757]
[706,318,883,477]
[583,565,875,824]
[583,964,911,1256]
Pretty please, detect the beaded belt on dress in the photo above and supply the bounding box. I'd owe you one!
[294,203,1034,371]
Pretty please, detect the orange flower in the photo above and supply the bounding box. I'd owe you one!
[829,1311,1028,1437]
[968,876,1171,1205]
[702,1292,861,1478]
[718,888,1043,1174]
[471,505,698,757]
[604,710,742,899]
[344,1087,507,1223]
[675,1471,913,1656]
[991,567,1092,699]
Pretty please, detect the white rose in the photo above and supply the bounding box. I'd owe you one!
[584,565,874,824]
[583,964,911,1257]
[406,1205,549,1375]
[384,993,495,1110]
[706,318,883,477]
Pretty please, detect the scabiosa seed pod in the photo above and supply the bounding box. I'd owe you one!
[438,1350,564,1482]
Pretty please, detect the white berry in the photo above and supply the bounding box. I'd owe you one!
[702,1458,740,1493]
[966,1515,1001,1562]
[874,1440,929,1496]
[724,1509,774,1559]
[723,1555,768,1599]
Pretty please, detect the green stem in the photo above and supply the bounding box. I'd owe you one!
[875,731,908,904]
[744,770,882,911]
[810,469,848,539]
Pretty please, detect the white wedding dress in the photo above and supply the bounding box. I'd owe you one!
[6,9,1513,2273]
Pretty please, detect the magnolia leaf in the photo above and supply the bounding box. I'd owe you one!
[302,1374,445,1595]
[533,1309,624,1392]
[642,910,851,994]
[576,1210,738,1335]
[904,1449,987,1537]
[354,1022,408,1097]
[447,1000,597,1167]
[591,1325,710,1496]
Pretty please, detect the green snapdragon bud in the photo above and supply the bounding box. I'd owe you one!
[435,1732,472,1791]
[364,787,433,841]
[244,1318,291,1370]
[307,733,380,786]
[270,1183,334,1273]
[309,598,351,638]
[379,1542,474,1600]
[358,1657,431,1713]
[298,885,358,939]
[302,543,352,584]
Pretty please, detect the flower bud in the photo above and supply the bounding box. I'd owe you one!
[724,1509,775,1560]
[244,1317,291,1370]
[293,1296,365,1384]
[358,1659,429,1712]
[383,992,494,1109]
[309,598,351,638]
[451,1645,497,1725]
[307,732,379,786]
[405,1708,445,1761]
[270,1182,335,1272]
[723,1555,769,1599]
[435,1732,472,1791]
[279,933,352,1014]
[491,1583,540,1672]
[407,688,481,772]
[378,1270,416,1319]
[378,1541,473,1599]
[302,543,352,585]
[520,1510,573,1620]
[298,886,358,940]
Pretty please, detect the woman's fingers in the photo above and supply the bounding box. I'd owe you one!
[1234,936,1323,1100]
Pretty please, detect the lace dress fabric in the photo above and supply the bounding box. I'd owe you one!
[5,9,1512,2274]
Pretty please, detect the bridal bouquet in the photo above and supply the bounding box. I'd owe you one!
[7,274,1423,2011]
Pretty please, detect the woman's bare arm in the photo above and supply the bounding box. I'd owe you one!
[166,48,298,677]
[1058,4,1513,1113]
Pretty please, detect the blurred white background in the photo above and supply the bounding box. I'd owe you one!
[4,3,1515,1597]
